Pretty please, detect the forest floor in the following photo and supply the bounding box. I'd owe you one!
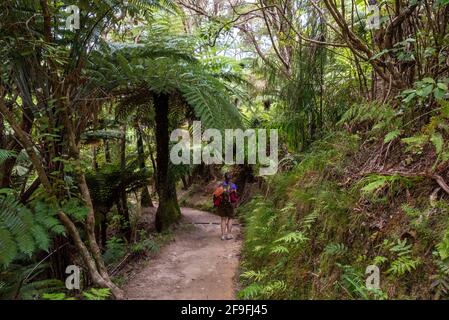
[123,207,242,300]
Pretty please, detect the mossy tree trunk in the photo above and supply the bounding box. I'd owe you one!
[153,92,181,232]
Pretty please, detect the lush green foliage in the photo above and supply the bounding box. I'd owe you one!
[0,194,64,267]
[239,118,449,299]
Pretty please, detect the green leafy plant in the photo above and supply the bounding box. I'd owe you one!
[401,77,449,103]
[274,231,308,245]
[130,231,161,255]
[0,149,17,164]
[42,292,76,300]
[0,262,65,299]
[239,269,286,300]
[436,229,449,260]
[103,237,127,265]
[335,264,387,300]
[82,288,111,300]
[430,252,449,299]
[323,243,348,257]
[387,256,421,276]
[0,195,64,266]
[383,239,421,277]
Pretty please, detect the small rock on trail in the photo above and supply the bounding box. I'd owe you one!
[123,207,241,300]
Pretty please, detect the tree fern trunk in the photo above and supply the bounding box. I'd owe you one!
[119,124,131,240]
[154,93,181,232]
[135,123,153,207]
[104,139,111,163]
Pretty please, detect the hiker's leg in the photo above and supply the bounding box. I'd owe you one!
[221,217,226,237]
[227,218,233,234]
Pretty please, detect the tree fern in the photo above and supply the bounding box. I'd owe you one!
[126,0,180,16]
[89,34,243,132]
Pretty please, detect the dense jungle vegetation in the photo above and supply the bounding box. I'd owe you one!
[1,0,449,300]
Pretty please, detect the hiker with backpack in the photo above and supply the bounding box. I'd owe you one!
[213,173,238,240]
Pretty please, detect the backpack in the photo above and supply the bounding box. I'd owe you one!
[213,184,237,207]
[213,186,224,207]
[229,191,238,204]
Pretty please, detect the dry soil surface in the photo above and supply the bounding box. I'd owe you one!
[124,207,241,300]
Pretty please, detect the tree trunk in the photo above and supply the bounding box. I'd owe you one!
[154,93,181,232]
[119,124,131,240]
[58,212,124,299]
[60,103,124,299]
[91,145,98,171]
[104,139,111,163]
[0,102,34,188]
[135,123,153,207]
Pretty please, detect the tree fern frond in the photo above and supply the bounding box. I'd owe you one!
[0,195,64,267]
[0,149,16,164]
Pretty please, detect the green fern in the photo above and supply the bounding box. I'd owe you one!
[430,255,449,299]
[274,231,308,245]
[82,288,111,300]
[42,292,76,300]
[0,195,64,267]
[0,262,64,299]
[387,256,421,276]
[387,239,412,256]
[373,256,388,266]
[20,279,65,300]
[323,243,348,257]
[436,228,449,260]
[336,264,387,300]
[240,270,268,282]
[383,239,421,277]
[301,210,320,231]
[238,283,264,299]
[0,149,16,164]
[269,245,289,255]
[262,280,287,298]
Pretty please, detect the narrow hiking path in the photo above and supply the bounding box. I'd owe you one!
[124,207,242,300]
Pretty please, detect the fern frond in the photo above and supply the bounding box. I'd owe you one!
[0,149,16,164]
[0,195,63,267]
[323,243,348,257]
[274,231,308,245]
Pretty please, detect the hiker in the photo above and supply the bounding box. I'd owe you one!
[213,173,238,240]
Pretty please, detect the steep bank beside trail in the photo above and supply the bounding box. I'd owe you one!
[238,107,449,300]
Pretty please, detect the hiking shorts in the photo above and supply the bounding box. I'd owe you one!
[216,202,235,218]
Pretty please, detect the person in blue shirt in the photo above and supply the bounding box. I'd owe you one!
[216,173,238,240]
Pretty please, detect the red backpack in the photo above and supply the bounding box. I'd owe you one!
[213,183,238,207]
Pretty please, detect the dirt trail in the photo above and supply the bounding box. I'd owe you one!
[124,207,241,300]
